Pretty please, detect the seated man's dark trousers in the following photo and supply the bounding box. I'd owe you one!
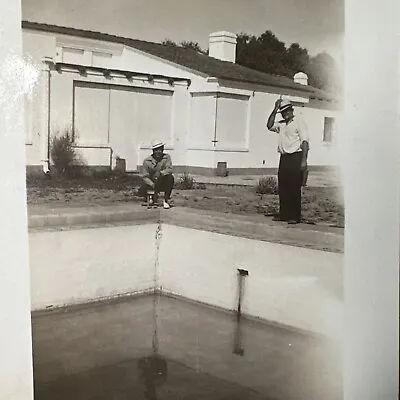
[141,174,174,201]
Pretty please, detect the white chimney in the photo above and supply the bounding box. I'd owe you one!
[294,72,308,86]
[208,31,237,63]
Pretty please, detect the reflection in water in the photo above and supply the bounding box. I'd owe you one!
[233,314,245,356]
[138,355,168,400]
[32,295,342,400]
[138,292,168,399]
[233,268,249,356]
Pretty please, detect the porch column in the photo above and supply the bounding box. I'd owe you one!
[343,0,399,399]
[40,58,51,173]
[0,1,34,399]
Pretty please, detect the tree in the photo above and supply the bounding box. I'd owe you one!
[180,40,206,54]
[236,31,291,77]
[162,31,341,93]
[162,39,177,46]
[236,33,260,70]
[161,39,207,54]
[285,43,310,75]
[235,31,340,93]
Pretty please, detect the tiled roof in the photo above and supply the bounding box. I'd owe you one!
[22,21,337,102]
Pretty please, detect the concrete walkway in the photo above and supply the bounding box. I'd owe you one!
[176,170,342,188]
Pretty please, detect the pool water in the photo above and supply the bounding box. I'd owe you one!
[32,295,342,400]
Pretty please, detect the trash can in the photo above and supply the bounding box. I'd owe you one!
[115,157,126,173]
[216,162,228,177]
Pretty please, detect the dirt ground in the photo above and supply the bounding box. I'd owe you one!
[26,173,344,227]
[173,186,344,226]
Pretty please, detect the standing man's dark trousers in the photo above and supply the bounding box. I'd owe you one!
[277,151,303,222]
[141,174,175,201]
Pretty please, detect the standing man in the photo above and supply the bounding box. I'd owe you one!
[141,140,174,209]
[266,99,309,224]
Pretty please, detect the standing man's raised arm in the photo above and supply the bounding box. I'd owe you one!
[267,98,283,131]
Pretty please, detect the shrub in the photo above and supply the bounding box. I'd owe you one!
[175,173,195,190]
[174,173,206,190]
[255,176,278,195]
[50,129,82,178]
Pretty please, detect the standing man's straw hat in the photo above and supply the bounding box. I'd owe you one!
[278,99,293,113]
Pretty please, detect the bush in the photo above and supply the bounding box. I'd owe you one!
[175,173,195,190]
[255,176,278,195]
[50,129,83,178]
[174,173,206,190]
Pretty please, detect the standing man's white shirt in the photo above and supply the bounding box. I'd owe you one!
[270,116,310,154]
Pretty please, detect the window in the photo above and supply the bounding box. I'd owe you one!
[188,94,216,148]
[323,117,335,142]
[74,82,110,145]
[215,93,249,149]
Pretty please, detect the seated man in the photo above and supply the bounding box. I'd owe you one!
[141,140,174,209]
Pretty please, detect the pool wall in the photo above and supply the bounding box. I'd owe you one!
[29,220,343,339]
[159,224,343,339]
[29,224,158,310]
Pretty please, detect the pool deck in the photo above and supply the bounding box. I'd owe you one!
[28,203,344,253]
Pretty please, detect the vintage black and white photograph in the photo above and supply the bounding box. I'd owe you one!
[1,0,399,399]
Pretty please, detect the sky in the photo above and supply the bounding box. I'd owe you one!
[22,0,344,61]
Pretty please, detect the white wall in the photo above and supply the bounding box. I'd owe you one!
[300,105,339,166]
[0,4,34,399]
[29,224,158,310]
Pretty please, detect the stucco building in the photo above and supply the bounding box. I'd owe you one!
[22,21,340,176]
